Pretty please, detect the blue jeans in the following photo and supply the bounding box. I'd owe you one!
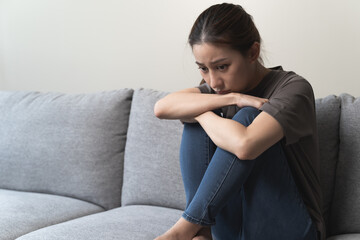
[179,106,318,240]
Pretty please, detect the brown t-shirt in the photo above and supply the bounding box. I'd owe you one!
[193,65,326,240]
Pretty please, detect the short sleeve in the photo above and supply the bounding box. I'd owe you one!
[259,78,316,145]
[195,82,215,94]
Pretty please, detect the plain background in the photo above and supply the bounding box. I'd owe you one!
[0,0,359,98]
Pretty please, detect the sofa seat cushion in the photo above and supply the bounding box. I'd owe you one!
[327,234,360,240]
[0,189,103,240]
[16,205,183,240]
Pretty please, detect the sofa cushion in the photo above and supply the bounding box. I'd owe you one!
[327,234,360,240]
[0,189,103,240]
[328,93,360,235]
[314,95,341,231]
[121,88,186,210]
[0,89,133,209]
[16,205,183,240]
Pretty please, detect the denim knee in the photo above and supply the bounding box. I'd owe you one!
[232,106,261,127]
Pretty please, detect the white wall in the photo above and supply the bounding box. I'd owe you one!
[0,0,359,98]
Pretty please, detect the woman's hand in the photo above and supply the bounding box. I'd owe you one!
[231,92,269,109]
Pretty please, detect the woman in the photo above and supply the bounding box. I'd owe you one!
[153,3,325,240]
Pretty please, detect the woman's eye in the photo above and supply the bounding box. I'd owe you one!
[198,66,208,72]
[217,64,229,71]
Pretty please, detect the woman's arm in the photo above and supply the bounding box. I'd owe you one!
[154,87,235,120]
[194,110,284,160]
[155,87,282,159]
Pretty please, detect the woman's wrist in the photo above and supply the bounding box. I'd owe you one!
[195,93,236,121]
[227,92,239,106]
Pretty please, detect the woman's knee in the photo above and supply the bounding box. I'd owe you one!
[182,120,209,145]
[182,122,203,140]
[232,106,261,127]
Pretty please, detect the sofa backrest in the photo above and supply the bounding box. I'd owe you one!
[0,89,133,210]
[328,93,360,236]
[121,88,187,210]
[315,95,341,235]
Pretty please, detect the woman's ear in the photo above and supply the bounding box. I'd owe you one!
[247,42,261,64]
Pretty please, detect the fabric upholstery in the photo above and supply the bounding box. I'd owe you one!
[0,88,359,239]
[121,88,187,210]
[315,95,341,232]
[328,93,360,236]
[0,89,133,209]
[327,234,360,240]
[0,189,103,240]
[16,205,183,240]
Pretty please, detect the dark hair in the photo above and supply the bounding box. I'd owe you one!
[188,3,264,84]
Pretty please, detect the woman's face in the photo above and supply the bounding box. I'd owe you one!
[192,42,256,94]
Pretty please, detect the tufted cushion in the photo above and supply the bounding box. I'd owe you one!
[121,88,186,210]
[0,89,133,209]
[328,93,360,235]
[315,95,341,233]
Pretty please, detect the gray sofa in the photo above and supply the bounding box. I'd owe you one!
[0,88,359,240]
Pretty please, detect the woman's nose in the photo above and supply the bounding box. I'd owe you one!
[209,72,223,90]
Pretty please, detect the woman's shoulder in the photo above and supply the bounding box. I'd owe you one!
[274,66,313,89]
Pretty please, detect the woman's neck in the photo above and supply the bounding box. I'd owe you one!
[246,62,271,93]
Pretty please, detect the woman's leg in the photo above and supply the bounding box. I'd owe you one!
[154,110,222,240]
[179,111,218,210]
[180,107,258,239]
[239,111,318,239]
[180,106,318,240]
[179,109,221,239]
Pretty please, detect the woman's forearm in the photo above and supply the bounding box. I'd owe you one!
[194,111,248,160]
[154,92,235,120]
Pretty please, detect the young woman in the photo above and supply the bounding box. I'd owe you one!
[153,3,325,240]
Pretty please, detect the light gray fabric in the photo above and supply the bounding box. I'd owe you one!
[315,95,341,233]
[327,234,360,240]
[121,88,186,210]
[328,93,360,235]
[0,89,133,209]
[2,89,359,239]
[16,205,183,240]
[0,189,103,240]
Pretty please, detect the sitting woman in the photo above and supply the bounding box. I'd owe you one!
[153,3,325,240]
